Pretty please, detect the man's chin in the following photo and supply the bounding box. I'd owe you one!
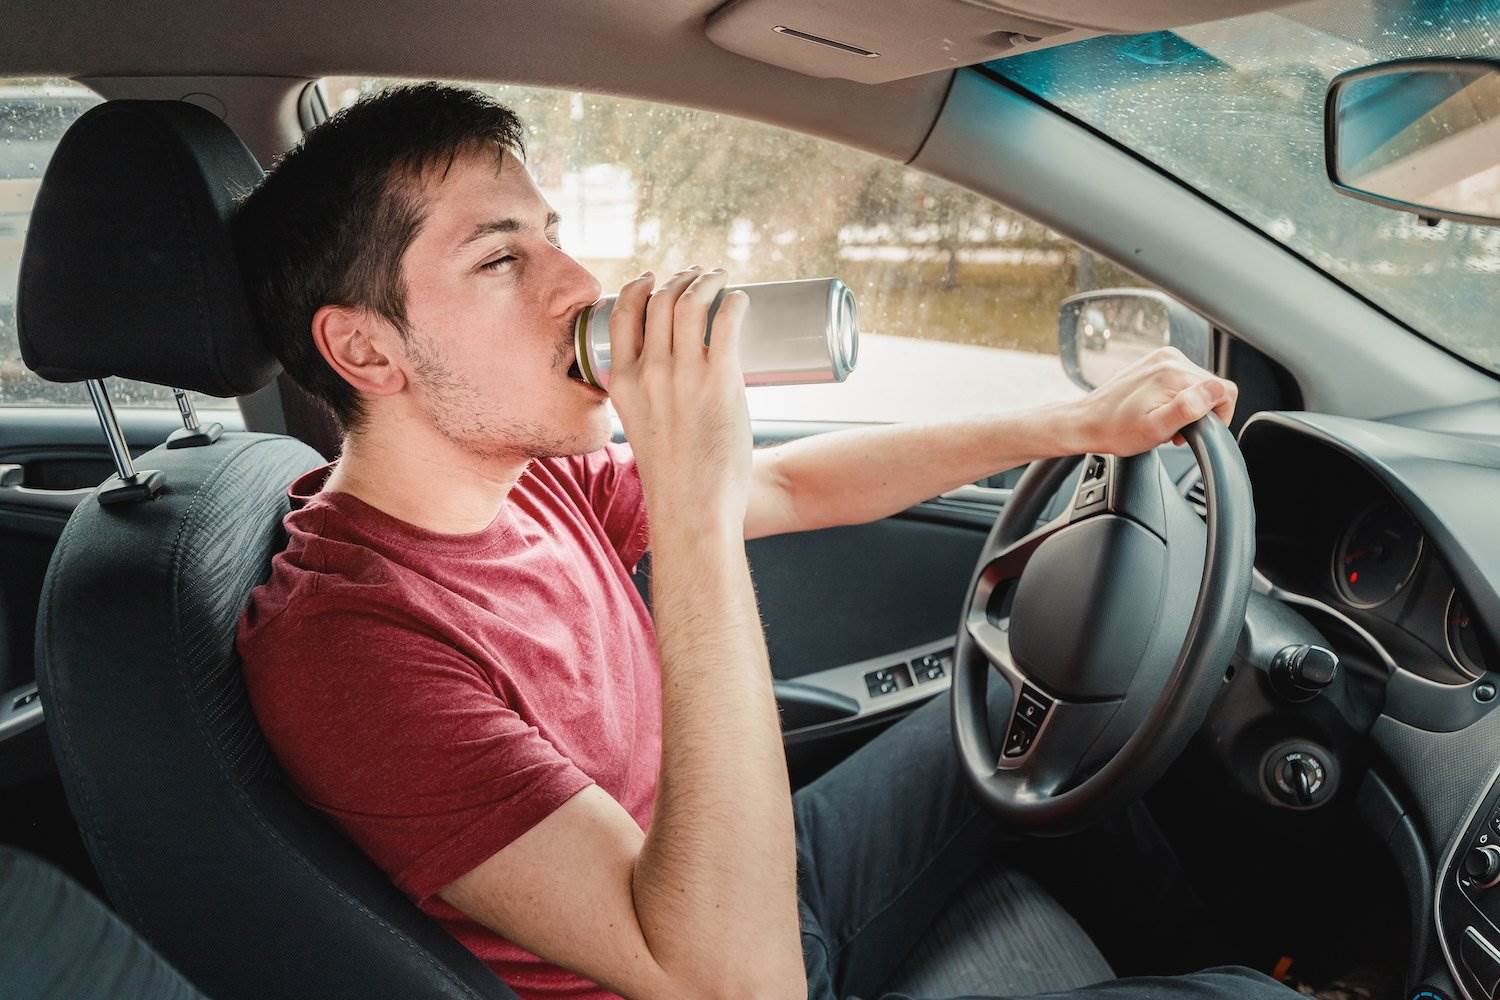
[532,409,614,460]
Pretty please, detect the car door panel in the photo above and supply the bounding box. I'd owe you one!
[748,514,984,680]
[732,421,1018,784]
[0,405,243,702]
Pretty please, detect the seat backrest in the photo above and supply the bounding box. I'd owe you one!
[19,100,518,1000]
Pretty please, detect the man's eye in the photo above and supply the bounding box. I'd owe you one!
[481,255,517,271]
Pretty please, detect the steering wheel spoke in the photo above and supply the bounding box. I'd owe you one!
[963,616,1105,790]
[965,619,1056,767]
[951,418,1255,833]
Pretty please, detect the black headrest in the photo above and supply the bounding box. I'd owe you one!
[18,100,279,397]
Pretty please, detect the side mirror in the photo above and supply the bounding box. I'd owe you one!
[1057,288,1213,392]
[1326,58,1500,227]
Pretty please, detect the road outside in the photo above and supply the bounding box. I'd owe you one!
[744,333,1084,424]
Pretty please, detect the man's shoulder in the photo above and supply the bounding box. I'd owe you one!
[237,520,464,680]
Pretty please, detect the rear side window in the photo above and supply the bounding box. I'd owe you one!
[0,80,223,409]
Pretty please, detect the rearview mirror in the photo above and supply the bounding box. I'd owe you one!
[1326,58,1500,227]
[1057,288,1212,392]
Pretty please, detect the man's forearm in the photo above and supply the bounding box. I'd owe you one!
[759,400,1088,535]
[631,519,804,997]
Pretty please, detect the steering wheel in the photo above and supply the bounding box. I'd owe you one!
[951,415,1255,833]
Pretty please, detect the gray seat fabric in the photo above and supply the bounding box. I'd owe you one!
[879,866,1114,998]
[0,845,208,1000]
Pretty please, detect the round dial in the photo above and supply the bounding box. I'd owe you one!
[1333,502,1424,609]
[1447,590,1488,679]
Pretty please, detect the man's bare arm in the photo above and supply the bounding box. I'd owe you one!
[442,267,803,1000]
[745,346,1238,540]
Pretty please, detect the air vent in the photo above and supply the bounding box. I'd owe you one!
[1184,474,1207,520]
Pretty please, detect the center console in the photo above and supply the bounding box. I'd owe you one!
[1439,768,1500,999]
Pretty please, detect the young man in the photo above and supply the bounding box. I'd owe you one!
[234,84,1295,1000]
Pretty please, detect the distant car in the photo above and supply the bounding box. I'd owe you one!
[1078,305,1111,351]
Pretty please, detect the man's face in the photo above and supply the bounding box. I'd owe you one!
[393,147,608,461]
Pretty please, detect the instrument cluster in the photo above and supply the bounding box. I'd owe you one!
[1244,434,1492,685]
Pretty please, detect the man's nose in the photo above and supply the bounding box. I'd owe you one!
[552,250,603,313]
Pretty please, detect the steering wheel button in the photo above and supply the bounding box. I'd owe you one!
[1019,687,1052,710]
[1017,697,1045,723]
[1003,723,1034,757]
[1074,485,1105,510]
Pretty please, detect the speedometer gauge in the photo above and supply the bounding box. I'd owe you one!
[1447,590,1488,679]
[1332,502,1424,608]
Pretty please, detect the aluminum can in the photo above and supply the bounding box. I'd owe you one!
[573,277,858,390]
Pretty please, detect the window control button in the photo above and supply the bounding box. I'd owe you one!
[911,653,947,682]
[865,665,912,697]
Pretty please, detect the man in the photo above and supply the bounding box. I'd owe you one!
[234,84,1297,1000]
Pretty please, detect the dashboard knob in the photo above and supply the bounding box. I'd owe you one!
[1270,644,1339,702]
[1465,845,1500,890]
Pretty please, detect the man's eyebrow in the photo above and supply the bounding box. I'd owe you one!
[456,211,562,251]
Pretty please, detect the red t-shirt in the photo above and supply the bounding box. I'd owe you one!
[237,444,658,1000]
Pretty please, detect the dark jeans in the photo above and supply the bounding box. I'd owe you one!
[791,690,1300,1000]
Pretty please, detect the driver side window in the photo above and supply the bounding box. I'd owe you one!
[320,78,1157,424]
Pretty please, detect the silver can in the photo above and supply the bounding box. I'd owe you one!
[573,276,859,390]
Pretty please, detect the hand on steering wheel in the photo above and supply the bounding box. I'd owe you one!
[951,415,1254,833]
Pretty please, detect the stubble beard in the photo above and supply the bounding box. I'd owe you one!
[405,330,604,462]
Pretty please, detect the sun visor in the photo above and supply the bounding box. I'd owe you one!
[705,0,1297,83]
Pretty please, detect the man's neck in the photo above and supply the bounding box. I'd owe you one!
[324,419,529,535]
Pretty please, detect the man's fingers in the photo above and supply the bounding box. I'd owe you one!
[1155,380,1220,439]
[1213,379,1239,427]
[641,266,701,361]
[707,289,749,373]
[674,268,728,357]
[607,271,654,368]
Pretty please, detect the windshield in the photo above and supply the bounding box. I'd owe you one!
[988,0,1500,376]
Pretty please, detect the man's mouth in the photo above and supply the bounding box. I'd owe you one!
[566,358,585,382]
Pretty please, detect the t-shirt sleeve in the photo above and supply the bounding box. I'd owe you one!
[563,441,650,570]
[243,605,595,903]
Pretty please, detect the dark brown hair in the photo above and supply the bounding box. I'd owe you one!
[233,83,525,430]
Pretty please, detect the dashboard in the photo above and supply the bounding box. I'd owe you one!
[1242,419,1495,687]
[1231,411,1500,1000]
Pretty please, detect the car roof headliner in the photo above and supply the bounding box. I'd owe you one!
[3,0,947,161]
[0,0,1300,163]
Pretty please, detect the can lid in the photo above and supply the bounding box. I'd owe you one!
[574,303,604,389]
[829,280,859,380]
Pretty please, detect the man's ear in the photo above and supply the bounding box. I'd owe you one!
[310,304,408,401]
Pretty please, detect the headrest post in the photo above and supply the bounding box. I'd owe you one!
[175,388,201,432]
[165,387,224,450]
[85,379,165,505]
